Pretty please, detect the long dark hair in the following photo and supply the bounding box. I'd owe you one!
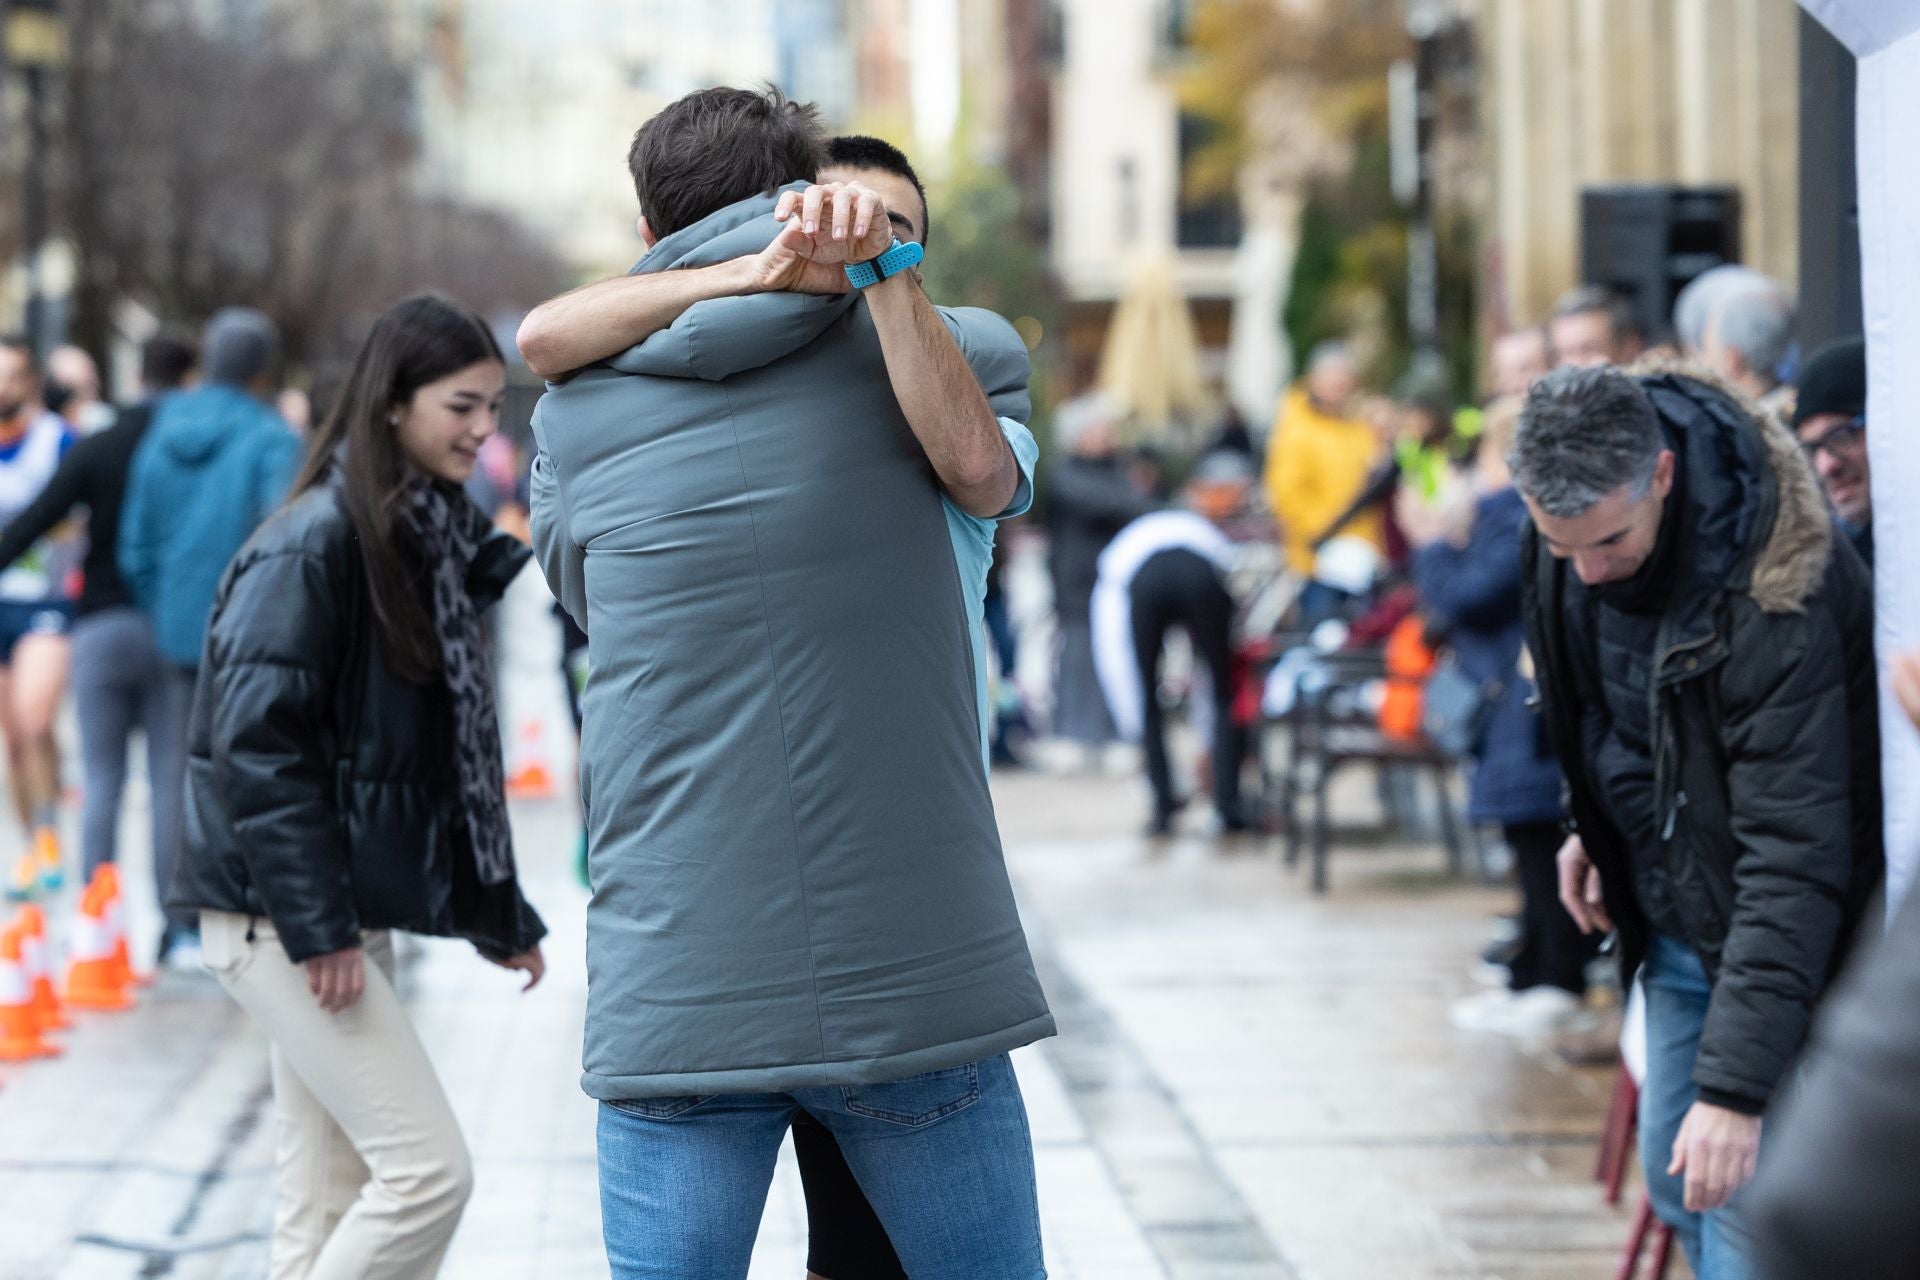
[291,293,502,682]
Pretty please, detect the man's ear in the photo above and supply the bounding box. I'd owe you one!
[1653,448,1678,499]
[637,215,658,248]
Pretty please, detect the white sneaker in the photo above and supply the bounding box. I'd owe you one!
[162,936,206,974]
[1448,988,1520,1032]
[1030,739,1094,775]
[1484,915,1523,945]
[1451,986,1593,1037]
[1470,960,1513,988]
[1493,987,1593,1038]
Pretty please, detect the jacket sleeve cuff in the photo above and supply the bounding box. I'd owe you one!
[276,924,363,965]
[1696,1084,1768,1116]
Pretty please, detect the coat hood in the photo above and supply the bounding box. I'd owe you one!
[1632,359,1833,616]
[607,182,857,383]
[150,384,279,468]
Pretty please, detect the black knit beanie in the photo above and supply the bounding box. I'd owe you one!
[1793,336,1866,426]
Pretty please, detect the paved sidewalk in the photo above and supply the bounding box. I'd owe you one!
[0,762,1645,1280]
[1000,767,1640,1280]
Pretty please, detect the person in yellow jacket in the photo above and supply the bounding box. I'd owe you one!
[1263,342,1386,579]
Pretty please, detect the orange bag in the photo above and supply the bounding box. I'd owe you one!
[1378,615,1436,742]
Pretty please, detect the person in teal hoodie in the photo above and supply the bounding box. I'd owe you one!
[119,307,300,949]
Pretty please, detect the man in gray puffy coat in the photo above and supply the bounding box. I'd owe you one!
[528,86,1053,1279]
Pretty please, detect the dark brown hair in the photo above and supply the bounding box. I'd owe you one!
[627,85,826,240]
[290,293,502,682]
[824,134,930,249]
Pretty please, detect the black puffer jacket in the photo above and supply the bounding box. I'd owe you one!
[1523,369,1882,1114]
[170,479,547,964]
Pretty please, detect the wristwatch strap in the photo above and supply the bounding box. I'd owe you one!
[845,238,926,289]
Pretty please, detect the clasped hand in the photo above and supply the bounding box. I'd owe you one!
[749,182,897,296]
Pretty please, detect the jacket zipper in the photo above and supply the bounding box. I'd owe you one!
[1650,623,1713,844]
[1662,789,1688,841]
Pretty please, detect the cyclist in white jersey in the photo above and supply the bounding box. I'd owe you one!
[0,337,80,899]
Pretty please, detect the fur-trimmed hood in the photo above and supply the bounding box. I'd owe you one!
[1629,356,1834,616]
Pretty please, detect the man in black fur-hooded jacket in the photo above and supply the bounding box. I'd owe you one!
[1513,362,1881,1280]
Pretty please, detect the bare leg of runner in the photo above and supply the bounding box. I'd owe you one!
[10,632,70,892]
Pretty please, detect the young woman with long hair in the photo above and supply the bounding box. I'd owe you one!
[171,293,548,1279]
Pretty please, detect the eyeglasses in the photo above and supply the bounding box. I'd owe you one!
[1801,415,1866,462]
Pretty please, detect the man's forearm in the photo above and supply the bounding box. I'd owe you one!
[862,273,1018,517]
[517,260,760,381]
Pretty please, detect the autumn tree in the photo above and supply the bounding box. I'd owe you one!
[54,0,566,370]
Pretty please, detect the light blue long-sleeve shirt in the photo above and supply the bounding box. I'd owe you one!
[946,417,1039,771]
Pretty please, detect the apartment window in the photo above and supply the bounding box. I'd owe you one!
[1159,0,1196,50]
[1176,112,1239,248]
[1117,157,1140,248]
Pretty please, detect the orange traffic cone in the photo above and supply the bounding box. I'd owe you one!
[13,905,70,1033]
[64,877,133,1012]
[95,865,150,989]
[505,717,557,799]
[0,924,62,1060]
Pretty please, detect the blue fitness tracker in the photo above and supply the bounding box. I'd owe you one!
[845,238,925,289]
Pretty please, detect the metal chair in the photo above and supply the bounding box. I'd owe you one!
[1259,648,1467,893]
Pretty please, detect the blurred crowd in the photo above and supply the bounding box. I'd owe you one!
[1012,260,1890,1280]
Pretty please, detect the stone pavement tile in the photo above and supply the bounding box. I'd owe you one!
[1215,1142,1644,1280]
[1012,1041,1090,1147]
[28,1244,145,1280]
[0,972,276,1279]
[1034,1147,1164,1278]
[1013,1044,1163,1276]
[991,767,1635,1280]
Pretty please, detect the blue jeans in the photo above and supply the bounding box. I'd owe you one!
[597,1054,1045,1280]
[1639,934,1761,1280]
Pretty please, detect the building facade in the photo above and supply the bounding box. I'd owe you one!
[408,0,783,276]
[1048,0,1252,405]
[1476,0,1801,332]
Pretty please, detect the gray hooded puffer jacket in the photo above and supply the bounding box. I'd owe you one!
[530,185,1054,1099]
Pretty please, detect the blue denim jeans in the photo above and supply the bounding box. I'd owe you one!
[1638,934,1761,1280]
[597,1053,1045,1280]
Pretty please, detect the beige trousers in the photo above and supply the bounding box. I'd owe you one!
[201,910,472,1280]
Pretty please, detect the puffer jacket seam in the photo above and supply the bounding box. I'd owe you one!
[716,377,830,1060]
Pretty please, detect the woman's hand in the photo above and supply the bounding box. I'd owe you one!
[490,945,546,992]
[305,946,365,1013]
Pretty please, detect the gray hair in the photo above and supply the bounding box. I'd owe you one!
[1189,449,1255,485]
[1306,340,1354,374]
[1712,277,1794,383]
[1672,266,1793,381]
[1051,391,1121,453]
[1552,285,1639,341]
[1673,265,1758,351]
[1509,365,1665,518]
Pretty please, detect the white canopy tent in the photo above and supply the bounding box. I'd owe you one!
[1801,0,1920,911]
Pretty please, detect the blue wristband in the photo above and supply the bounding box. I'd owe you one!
[845,239,925,289]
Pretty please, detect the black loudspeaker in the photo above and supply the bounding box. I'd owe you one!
[1580,185,1742,343]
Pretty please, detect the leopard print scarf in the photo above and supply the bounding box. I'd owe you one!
[405,478,516,886]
